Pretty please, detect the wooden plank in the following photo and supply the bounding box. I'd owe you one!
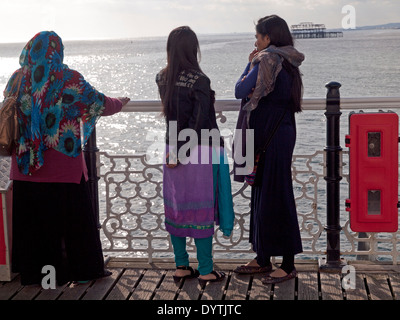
[200,271,229,300]
[153,270,180,300]
[273,276,296,300]
[248,274,271,300]
[297,272,319,300]
[130,269,164,300]
[389,274,400,300]
[320,273,344,300]
[107,258,321,272]
[0,259,398,301]
[11,284,42,300]
[177,277,202,300]
[365,274,393,300]
[106,269,142,300]
[389,273,400,300]
[344,273,368,300]
[0,276,23,300]
[225,273,250,300]
[82,268,123,300]
[346,262,400,273]
[57,281,93,300]
[35,283,69,300]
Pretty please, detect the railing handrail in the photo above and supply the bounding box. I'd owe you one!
[92,90,400,266]
[1,97,400,112]
[121,97,400,112]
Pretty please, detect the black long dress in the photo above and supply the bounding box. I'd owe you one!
[12,175,107,285]
[248,67,303,267]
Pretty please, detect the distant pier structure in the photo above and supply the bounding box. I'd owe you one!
[291,22,343,39]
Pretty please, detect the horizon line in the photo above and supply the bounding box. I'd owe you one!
[0,22,399,45]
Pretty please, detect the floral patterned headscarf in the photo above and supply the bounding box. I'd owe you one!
[3,31,105,175]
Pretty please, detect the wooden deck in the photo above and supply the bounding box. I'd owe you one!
[1,258,400,301]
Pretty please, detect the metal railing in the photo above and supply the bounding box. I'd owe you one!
[119,96,400,113]
[82,82,400,266]
[2,84,400,266]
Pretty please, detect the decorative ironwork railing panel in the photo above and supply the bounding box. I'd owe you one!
[98,98,400,264]
[1,97,399,263]
[99,150,328,261]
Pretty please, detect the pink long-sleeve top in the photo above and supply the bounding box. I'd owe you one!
[10,96,123,184]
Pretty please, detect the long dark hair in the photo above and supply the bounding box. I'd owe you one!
[256,15,303,113]
[160,26,202,116]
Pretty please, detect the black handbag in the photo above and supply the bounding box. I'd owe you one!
[244,110,287,186]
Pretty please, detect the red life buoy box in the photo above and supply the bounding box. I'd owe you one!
[345,111,399,232]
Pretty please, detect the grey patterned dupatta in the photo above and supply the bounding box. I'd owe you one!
[243,45,305,125]
[233,45,304,182]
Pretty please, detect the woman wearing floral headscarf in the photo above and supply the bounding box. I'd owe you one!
[3,31,129,285]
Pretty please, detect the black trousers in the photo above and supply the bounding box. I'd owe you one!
[12,176,105,285]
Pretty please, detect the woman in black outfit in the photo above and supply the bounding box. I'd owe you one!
[233,15,304,284]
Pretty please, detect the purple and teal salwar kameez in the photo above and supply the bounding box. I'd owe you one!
[163,145,234,274]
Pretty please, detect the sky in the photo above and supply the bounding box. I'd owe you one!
[0,0,399,43]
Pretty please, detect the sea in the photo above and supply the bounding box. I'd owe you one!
[1,29,400,259]
[1,29,399,155]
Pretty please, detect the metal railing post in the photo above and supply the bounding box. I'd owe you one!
[319,81,347,271]
[84,127,101,230]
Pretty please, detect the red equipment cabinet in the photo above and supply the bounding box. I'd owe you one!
[345,111,399,232]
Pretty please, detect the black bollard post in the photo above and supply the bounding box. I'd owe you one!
[319,81,346,272]
[84,127,101,230]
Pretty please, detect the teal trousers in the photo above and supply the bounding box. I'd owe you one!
[170,235,213,275]
[169,147,233,276]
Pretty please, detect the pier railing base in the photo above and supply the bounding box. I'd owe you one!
[318,257,347,273]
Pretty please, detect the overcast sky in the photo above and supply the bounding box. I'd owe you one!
[0,0,399,43]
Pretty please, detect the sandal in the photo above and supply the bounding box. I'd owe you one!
[173,266,200,282]
[262,269,297,285]
[198,271,226,286]
[234,263,272,274]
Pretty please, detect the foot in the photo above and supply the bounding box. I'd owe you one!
[234,258,272,274]
[245,259,260,267]
[198,271,225,281]
[174,266,192,278]
[262,268,297,285]
[268,268,288,278]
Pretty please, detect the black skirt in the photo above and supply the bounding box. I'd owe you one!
[12,176,106,285]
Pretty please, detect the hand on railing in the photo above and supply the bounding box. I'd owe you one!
[118,97,130,106]
[166,151,179,168]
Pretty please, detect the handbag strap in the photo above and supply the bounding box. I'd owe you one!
[259,109,287,153]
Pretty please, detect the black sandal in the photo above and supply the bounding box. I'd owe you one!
[198,271,226,286]
[173,266,200,282]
